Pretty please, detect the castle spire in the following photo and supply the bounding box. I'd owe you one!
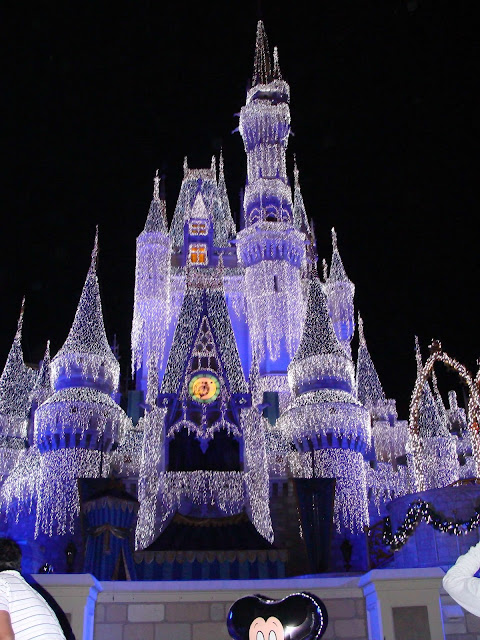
[252,20,271,86]
[272,46,282,80]
[53,229,119,390]
[0,298,36,430]
[356,314,385,409]
[30,340,52,406]
[328,227,350,283]
[144,170,168,234]
[15,296,25,340]
[292,278,344,365]
[292,157,311,234]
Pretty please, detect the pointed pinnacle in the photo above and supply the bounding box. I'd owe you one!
[358,313,365,344]
[91,226,99,271]
[253,20,271,86]
[15,296,26,340]
[273,46,282,80]
[153,169,160,201]
[331,227,338,250]
[210,155,216,176]
[183,156,188,175]
[414,336,423,373]
[322,259,328,282]
[293,155,300,189]
[219,149,225,180]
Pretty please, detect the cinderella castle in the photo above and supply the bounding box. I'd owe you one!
[1,22,477,582]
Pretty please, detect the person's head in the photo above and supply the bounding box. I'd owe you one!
[0,538,22,572]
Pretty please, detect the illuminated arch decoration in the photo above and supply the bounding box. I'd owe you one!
[409,340,480,492]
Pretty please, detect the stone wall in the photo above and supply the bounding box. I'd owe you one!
[94,577,368,640]
[34,568,480,639]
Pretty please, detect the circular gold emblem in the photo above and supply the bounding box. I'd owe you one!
[189,373,220,403]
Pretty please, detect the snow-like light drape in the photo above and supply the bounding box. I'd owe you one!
[242,256,305,362]
[289,449,369,533]
[242,406,274,543]
[0,446,40,516]
[35,449,111,537]
[371,413,409,464]
[135,407,167,549]
[367,462,414,515]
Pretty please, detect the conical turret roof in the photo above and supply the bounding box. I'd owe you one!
[418,380,450,438]
[356,315,385,408]
[143,170,168,234]
[0,299,36,424]
[328,228,351,283]
[292,278,345,364]
[30,341,52,406]
[292,159,311,234]
[53,229,119,390]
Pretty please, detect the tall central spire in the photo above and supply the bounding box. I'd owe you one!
[252,20,271,86]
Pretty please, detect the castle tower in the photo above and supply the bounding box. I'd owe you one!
[277,277,370,535]
[324,228,355,357]
[407,338,459,491]
[236,21,306,373]
[34,230,128,535]
[293,159,317,274]
[136,249,273,550]
[132,171,171,404]
[0,300,36,476]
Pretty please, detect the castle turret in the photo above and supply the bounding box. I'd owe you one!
[356,315,385,410]
[0,300,36,475]
[324,228,355,357]
[236,21,306,371]
[407,338,459,491]
[34,230,128,535]
[277,277,370,534]
[132,171,171,404]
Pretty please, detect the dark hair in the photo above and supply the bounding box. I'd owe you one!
[227,592,328,640]
[0,538,22,572]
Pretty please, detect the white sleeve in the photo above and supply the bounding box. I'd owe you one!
[443,540,480,617]
[0,578,10,612]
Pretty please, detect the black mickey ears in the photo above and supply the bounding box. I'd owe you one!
[227,592,328,640]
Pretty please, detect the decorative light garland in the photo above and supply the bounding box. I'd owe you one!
[383,500,480,551]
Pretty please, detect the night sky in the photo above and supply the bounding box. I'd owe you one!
[2,1,477,417]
